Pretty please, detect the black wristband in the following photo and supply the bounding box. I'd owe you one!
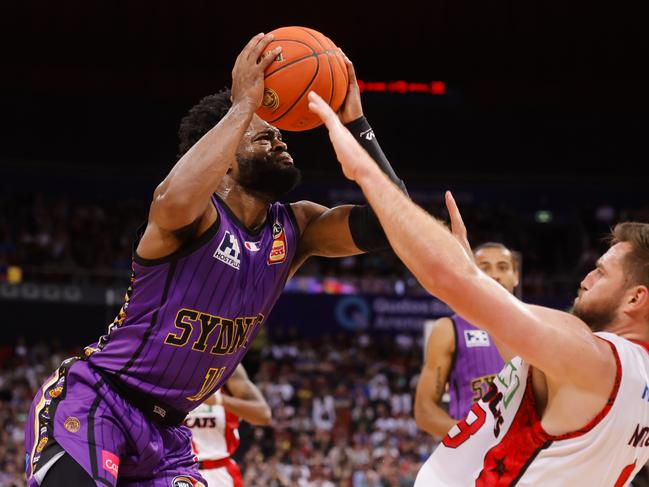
[344,116,407,194]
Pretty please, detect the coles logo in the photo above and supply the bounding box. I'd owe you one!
[102,450,119,479]
[267,221,287,265]
[172,476,205,487]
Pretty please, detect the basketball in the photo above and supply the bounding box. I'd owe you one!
[256,26,348,132]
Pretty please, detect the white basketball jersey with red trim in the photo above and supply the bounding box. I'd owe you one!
[415,332,649,486]
[184,390,241,461]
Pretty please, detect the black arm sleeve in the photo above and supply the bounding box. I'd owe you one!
[344,116,408,195]
[344,116,408,252]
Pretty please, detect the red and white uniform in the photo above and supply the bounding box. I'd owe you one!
[415,332,649,486]
[185,390,243,487]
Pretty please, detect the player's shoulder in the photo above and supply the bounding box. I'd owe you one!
[430,316,455,331]
[289,200,328,218]
[597,331,649,357]
[527,304,595,336]
[289,200,329,235]
[425,316,456,352]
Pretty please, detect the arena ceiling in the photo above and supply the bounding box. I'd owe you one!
[1,1,645,181]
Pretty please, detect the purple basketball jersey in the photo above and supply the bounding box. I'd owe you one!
[86,194,298,412]
[447,314,504,419]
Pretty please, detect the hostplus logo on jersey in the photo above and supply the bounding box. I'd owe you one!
[214,231,241,270]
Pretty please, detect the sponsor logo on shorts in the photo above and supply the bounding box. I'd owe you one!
[49,386,63,398]
[84,346,99,358]
[64,416,81,433]
[36,437,48,453]
[102,450,120,478]
[153,405,167,418]
[171,476,205,487]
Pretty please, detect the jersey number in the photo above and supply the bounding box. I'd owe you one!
[443,402,487,449]
[186,367,226,402]
[443,383,503,448]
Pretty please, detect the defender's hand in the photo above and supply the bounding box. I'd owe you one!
[337,52,363,124]
[231,33,282,110]
[445,191,472,259]
[308,91,373,182]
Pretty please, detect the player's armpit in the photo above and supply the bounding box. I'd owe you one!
[289,201,363,276]
[414,317,458,437]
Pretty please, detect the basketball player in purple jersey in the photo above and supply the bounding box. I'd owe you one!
[414,243,519,437]
[25,33,407,487]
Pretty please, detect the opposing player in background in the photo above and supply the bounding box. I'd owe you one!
[415,243,519,437]
[309,90,649,486]
[185,364,271,487]
[25,33,407,486]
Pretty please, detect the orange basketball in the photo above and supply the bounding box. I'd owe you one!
[256,26,348,132]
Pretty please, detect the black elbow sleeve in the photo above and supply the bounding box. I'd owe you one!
[349,204,389,252]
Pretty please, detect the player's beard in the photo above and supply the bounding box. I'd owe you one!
[236,152,302,200]
[572,288,624,332]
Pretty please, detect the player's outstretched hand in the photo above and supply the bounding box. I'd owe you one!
[231,33,282,110]
[308,91,373,182]
[445,191,472,259]
[337,51,363,124]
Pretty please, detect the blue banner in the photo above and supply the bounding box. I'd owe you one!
[266,293,452,337]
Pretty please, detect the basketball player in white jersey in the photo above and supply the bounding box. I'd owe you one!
[308,91,649,486]
[185,364,271,487]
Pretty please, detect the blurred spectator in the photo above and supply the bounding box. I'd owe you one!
[3,190,648,301]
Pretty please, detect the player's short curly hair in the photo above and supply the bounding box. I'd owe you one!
[177,88,232,158]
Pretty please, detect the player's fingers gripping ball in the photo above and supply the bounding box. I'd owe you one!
[256,26,348,132]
